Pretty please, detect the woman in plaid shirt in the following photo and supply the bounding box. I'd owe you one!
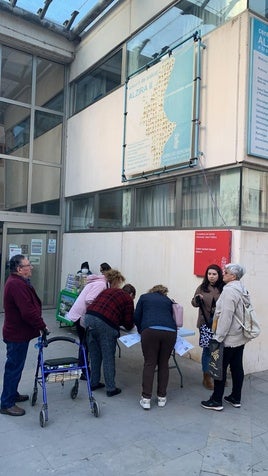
[85,281,136,397]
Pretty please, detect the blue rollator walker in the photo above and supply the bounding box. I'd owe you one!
[31,331,100,427]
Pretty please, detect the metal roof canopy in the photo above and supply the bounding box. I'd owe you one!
[0,0,119,41]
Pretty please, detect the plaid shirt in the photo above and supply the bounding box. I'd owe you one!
[86,288,134,331]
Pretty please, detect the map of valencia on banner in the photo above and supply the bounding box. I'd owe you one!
[124,43,195,176]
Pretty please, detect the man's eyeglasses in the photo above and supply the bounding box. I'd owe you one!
[20,263,32,268]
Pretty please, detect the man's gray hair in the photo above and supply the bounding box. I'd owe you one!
[225,263,245,280]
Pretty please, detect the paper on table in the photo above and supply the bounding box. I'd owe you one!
[175,335,194,356]
[118,333,141,348]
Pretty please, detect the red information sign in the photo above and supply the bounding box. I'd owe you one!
[194,230,232,276]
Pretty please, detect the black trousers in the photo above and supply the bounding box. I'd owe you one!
[212,344,245,404]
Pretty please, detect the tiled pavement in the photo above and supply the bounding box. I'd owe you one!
[0,309,268,476]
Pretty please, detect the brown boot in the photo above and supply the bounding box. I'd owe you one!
[203,372,214,390]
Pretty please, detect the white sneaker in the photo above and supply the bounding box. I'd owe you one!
[140,397,151,410]
[158,396,167,407]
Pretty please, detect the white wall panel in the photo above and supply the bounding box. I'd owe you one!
[199,12,248,168]
[62,228,268,374]
[65,88,124,196]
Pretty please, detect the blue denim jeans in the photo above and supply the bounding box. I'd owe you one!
[85,314,119,391]
[201,346,211,373]
[1,340,29,409]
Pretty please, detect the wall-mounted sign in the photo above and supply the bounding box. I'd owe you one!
[194,230,232,276]
[48,239,56,254]
[30,256,40,266]
[9,245,22,260]
[31,239,43,256]
[248,18,268,159]
[124,43,195,176]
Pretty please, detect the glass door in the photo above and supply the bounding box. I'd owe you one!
[0,223,60,310]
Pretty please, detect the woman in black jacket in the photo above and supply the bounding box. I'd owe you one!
[134,285,177,410]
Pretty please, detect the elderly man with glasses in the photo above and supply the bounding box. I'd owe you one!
[0,254,48,417]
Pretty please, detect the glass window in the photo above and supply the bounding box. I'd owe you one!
[242,168,268,228]
[33,118,62,165]
[0,159,28,212]
[98,189,124,228]
[182,169,240,227]
[135,182,175,227]
[127,0,247,76]
[0,101,30,158]
[31,164,60,215]
[71,49,122,115]
[34,110,63,140]
[68,196,95,230]
[36,58,64,111]
[248,0,268,17]
[1,46,32,103]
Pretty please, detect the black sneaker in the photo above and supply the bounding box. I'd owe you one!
[106,387,121,397]
[224,395,241,408]
[201,398,223,411]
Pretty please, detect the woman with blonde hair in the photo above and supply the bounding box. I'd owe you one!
[134,285,177,410]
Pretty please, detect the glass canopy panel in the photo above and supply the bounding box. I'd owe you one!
[0,0,119,33]
[127,0,247,76]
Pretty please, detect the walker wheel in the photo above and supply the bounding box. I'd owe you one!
[92,400,100,418]
[39,409,46,428]
[70,379,79,399]
[70,386,78,399]
[31,389,38,406]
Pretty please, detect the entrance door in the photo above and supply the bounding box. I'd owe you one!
[0,223,60,310]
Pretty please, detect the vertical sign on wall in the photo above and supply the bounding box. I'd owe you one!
[194,230,232,276]
[248,18,268,159]
[124,43,195,176]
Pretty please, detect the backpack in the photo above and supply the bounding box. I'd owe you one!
[234,291,260,340]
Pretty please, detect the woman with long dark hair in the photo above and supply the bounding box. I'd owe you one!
[191,264,224,390]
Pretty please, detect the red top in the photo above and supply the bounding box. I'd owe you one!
[3,273,46,342]
[87,287,134,331]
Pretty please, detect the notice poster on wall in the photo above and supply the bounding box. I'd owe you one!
[124,43,195,176]
[194,230,232,276]
[248,18,268,159]
[31,239,43,255]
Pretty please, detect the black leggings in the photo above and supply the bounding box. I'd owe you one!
[212,344,245,403]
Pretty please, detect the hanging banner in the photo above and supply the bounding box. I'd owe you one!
[248,18,268,159]
[124,43,195,176]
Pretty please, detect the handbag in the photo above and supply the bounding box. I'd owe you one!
[172,302,183,327]
[208,339,224,380]
[199,323,213,348]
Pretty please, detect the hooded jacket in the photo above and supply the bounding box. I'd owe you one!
[214,280,250,347]
[68,274,108,326]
